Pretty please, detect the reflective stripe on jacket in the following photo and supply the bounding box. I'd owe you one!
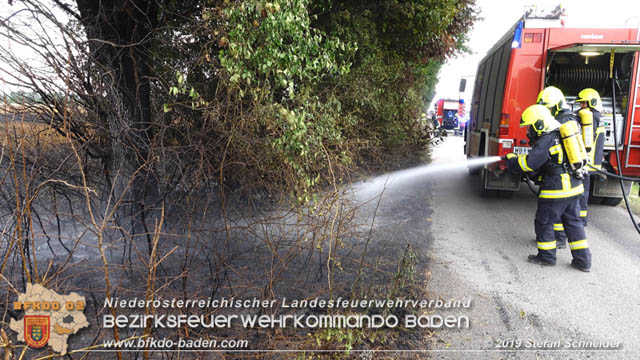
[506,131,583,200]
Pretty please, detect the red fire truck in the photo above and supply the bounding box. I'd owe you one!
[435,98,466,135]
[466,6,640,204]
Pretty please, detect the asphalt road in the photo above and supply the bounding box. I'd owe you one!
[423,136,640,359]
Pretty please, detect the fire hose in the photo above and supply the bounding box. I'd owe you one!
[526,51,640,235]
[505,51,640,234]
[522,164,640,235]
[608,60,640,235]
[524,57,640,234]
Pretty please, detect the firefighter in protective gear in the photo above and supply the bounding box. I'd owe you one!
[502,105,592,271]
[537,86,567,117]
[538,86,581,125]
[576,88,605,226]
[537,86,581,249]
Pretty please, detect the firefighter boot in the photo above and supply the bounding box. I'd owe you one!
[527,254,556,266]
[571,259,591,272]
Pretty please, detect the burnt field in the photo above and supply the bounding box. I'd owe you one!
[0,118,436,358]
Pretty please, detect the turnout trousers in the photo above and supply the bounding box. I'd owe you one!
[555,175,590,245]
[579,175,590,226]
[535,195,591,268]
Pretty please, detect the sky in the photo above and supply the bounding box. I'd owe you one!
[0,2,69,94]
[2,1,640,97]
[432,0,640,111]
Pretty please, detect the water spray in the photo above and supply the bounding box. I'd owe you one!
[353,156,503,198]
[387,156,503,179]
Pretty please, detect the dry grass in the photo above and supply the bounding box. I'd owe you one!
[0,98,433,357]
[1,117,67,150]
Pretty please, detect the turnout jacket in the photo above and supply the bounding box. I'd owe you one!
[506,131,584,200]
[555,109,578,124]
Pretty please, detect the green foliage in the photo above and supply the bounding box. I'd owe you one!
[162,0,477,202]
[219,0,353,98]
[309,0,476,156]
[389,245,418,299]
[214,0,357,202]
[313,0,477,60]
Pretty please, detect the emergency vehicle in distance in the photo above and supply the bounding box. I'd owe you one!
[435,98,466,135]
[465,5,640,204]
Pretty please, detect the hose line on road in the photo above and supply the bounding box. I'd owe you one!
[608,66,640,236]
[521,166,640,236]
[585,166,640,236]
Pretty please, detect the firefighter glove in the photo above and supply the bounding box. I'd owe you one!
[501,153,517,161]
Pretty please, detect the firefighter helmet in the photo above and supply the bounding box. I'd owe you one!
[576,88,603,111]
[520,104,560,136]
[537,86,566,116]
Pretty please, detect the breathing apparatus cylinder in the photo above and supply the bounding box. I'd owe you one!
[578,108,594,151]
[559,120,588,174]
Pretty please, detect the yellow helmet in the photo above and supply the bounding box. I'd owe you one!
[520,104,560,136]
[576,88,602,111]
[536,86,566,116]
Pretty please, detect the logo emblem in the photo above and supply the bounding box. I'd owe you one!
[24,315,50,348]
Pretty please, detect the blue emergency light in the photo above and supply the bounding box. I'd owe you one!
[511,21,523,48]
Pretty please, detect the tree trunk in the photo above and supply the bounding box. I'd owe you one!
[76,0,158,252]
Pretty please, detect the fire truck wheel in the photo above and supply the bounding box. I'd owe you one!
[588,196,604,204]
[601,197,623,206]
[587,179,604,204]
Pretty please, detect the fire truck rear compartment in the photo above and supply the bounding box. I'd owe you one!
[545,51,636,150]
[546,51,634,112]
[545,50,637,200]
